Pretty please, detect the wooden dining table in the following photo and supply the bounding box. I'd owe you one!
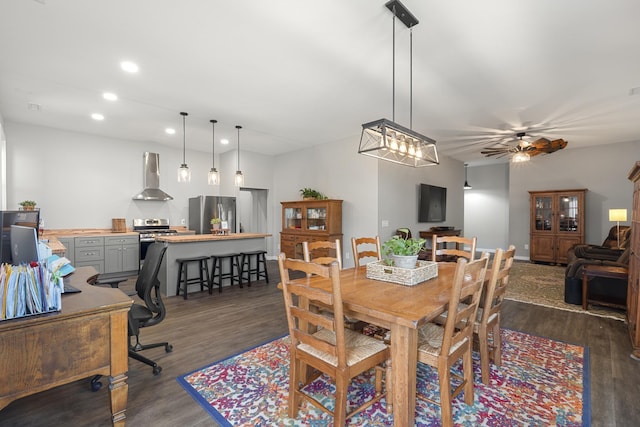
[285,262,458,427]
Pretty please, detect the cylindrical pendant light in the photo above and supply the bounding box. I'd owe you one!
[234,125,244,187]
[464,164,472,190]
[177,112,191,182]
[208,119,220,185]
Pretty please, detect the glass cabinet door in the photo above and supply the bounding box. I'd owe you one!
[558,193,580,232]
[306,207,327,231]
[284,207,303,229]
[533,195,553,231]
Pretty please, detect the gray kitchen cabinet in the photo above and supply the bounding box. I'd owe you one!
[75,236,105,273]
[57,237,75,265]
[104,235,139,273]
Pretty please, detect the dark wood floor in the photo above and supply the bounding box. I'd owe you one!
[1,262,639,427]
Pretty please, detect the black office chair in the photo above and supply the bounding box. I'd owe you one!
[128,242,172,374]
[91,242,171,390]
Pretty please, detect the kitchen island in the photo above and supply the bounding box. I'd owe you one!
[154,233,271,296]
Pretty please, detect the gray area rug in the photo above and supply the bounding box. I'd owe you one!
[506,261,625,321]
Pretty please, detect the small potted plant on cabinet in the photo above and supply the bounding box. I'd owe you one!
[19,200,37,211]
[382,235,426,269]
[299,188,327,200]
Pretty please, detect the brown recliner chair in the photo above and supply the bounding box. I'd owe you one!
[564,226,631,306]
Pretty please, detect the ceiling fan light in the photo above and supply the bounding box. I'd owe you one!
[512,152,530,163]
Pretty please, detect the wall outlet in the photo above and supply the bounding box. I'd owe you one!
[382,220,389,227]
[345,252,350,260]
[524,243,529,250]
[181,218,186,225]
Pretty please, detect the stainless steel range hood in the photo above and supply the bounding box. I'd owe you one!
[132,152,174,201]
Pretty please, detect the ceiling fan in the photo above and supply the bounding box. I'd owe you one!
[480,132,568,162]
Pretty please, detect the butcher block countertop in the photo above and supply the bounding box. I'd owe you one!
[156,233,270,243]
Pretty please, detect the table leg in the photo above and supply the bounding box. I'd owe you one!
[109,310,129,426]
[390,323,417,427]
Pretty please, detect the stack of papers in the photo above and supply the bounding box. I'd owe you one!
[47,254,75,277]
[0,263,63,321]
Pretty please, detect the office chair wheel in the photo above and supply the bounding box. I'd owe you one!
[165,344,173,352]
[153,366,162,375]
[90,376,103,392]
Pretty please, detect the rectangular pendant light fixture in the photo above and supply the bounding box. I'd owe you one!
[358,0,439,167]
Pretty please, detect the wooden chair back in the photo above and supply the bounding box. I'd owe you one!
[303,239,342,270]
[351,236,382,268]
[432,235,477,262]
[440,254,489,357]
[481,245,516,326]
[278,254,346,367]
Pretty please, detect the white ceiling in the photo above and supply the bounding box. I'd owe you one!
[2,0,640,165]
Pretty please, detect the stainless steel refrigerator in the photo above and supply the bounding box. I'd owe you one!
[188,196,237,234]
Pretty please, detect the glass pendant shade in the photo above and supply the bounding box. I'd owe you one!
[208,119,219,185]
[177,111,190,182]
[208,168,219,185]
[234,125,244,187]
[234,170,244,187]
[178,164,191,182]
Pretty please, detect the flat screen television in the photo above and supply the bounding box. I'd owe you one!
[418,184,447,223]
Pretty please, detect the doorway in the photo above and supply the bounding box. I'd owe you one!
[238,188,268,233]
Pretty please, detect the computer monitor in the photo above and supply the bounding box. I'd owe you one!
[10,225,40,265]
[1,210,40,263]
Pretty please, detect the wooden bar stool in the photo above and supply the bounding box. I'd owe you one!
[176,256,211,299]
[240,250,269,286]
[210,253,243,291]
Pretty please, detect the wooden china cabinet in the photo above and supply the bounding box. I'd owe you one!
[529,189,587,264]
[627,162,640,359]
[280,199,343,260]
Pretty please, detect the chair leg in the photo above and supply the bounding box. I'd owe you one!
[492,321,502,366]
[438,358,454,427]
[478,325,491,385]
[462,347,474,405]
[334,375,348,426]
[289,353,302,419]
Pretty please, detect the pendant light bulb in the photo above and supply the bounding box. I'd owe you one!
[235,125,244,187]
[208,119,220,185]
[177,112,191,183]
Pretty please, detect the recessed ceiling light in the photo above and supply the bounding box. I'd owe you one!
[165,128,176,135]
[91,113,105,121]
[120,61,139,73]
[103,92,118,101]
[221,138,229,145]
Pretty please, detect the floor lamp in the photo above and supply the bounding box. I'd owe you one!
[609,208,628,248]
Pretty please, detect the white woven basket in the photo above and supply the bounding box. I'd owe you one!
[366,260,438,286]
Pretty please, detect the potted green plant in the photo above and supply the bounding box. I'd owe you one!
[210,217,222,231]
[299,188,327,200]
[19,200,37,211]
[382,235,426,269]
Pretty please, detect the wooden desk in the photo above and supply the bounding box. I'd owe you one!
[582,264,628,310]
[0,267,133,426]
[287,263,458,427]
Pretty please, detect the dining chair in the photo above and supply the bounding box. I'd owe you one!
[277,253,390,425]
[351,236,382,268]
[475,245,516,384]
[432,235,477,262]
[412,254,489,427]
[303,239,342,270]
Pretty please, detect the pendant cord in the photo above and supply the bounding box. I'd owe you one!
[211,120,216,168]
[410,27,413,130]
[392,5,396,122]
[182,114,186,163]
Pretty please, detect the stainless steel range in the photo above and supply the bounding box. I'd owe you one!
[133,218,177,260]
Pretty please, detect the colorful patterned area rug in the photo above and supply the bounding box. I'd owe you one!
[177,329,590,426]
[505,262,625,321]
